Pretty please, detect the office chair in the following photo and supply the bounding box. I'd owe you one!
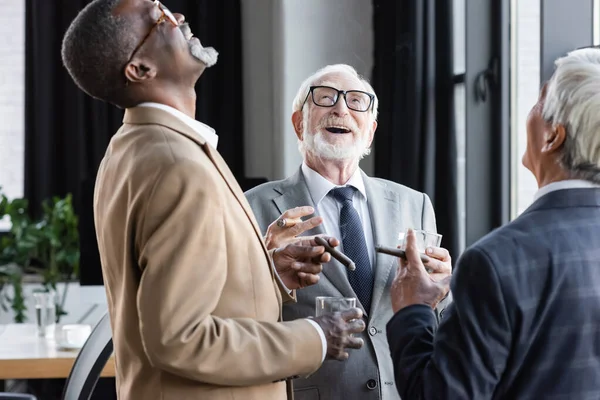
[61,312,113,400]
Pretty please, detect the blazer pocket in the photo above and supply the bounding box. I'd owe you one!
[294,386,320,400]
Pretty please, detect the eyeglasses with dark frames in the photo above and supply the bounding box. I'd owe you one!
[302,85,375,113]
[126,1,179,67]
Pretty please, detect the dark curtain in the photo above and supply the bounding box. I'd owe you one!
[25,0,120,218]
[372,0,459,259]
[166,0,245,177]
[25,0,244,218]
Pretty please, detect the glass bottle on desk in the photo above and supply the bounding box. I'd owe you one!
[33,290,56,338]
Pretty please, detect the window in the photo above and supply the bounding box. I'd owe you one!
[0,0,25,230]
[453,0,466,253]
[595,0,600,45]
[512,0,598,218]
[510,0,540,217]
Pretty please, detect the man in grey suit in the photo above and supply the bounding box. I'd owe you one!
[387,47,600,399]
[245,64,452,400]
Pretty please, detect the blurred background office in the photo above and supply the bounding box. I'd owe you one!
[0,0,597,398]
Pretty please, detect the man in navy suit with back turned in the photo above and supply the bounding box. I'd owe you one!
[387,46,600,399]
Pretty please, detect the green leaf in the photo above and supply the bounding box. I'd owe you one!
[0,188,79,322]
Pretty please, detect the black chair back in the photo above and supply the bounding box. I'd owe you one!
[62,312,113,400]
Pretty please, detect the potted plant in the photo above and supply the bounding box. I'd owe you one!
[0,189,80,323]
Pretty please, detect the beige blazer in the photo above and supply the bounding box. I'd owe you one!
[93,107,322,400]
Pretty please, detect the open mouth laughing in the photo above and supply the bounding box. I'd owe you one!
[325,126,351,134]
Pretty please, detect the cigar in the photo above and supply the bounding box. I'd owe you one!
[276,217,302,228]
[375,244,430,263]
[314,236,356,271]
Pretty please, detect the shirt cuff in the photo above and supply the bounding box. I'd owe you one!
[306,319,327,363]
[269,253,292,295]
[276,274,292,295]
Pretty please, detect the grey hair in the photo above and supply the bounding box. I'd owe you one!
[542,47,600,183]
[291,64,379,121]
[61,0,138,107]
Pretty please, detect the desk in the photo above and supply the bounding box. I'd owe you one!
[0,324,115,379]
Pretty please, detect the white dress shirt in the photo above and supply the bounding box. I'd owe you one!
[136,102,219,148]
[301,163,376,268]
[533,179,600,202]
[133,103,327,362]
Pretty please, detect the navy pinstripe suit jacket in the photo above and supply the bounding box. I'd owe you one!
[387,188,600,399]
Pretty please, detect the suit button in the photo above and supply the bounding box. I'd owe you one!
[369,326,377,336]
[366,379,378,390]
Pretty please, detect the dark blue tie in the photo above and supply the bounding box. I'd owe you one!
[331,186,374,314]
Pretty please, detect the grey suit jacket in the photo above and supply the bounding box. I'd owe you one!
[245,167,450,400]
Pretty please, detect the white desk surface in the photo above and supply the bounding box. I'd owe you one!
[0,324,115,379]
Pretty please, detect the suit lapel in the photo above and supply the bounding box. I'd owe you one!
[320,258,358,302]
[123,108,278,299]
[363,173,402,315]
[272,169,358,300]
[202,145,273,258]
[272,169,322,233]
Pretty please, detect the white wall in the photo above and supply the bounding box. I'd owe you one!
[0,0,25,230]
[242,0,374,181]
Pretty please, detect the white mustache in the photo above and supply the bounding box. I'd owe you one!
[317,116,359,133]
[179,23,192,37]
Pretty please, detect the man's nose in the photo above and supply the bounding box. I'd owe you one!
[173,13,185,25]
[331,96,350,116]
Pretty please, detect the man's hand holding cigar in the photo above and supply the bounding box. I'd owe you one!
[389,229,452,313]
[265,206,323,250]
[267,207,453,288]
[272,236,340,289]
[267,206,356,289]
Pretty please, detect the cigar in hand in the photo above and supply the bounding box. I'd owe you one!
[375,244,430,263]
[314,236,356,271]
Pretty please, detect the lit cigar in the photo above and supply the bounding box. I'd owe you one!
[375,244,430,263]
[314,236,356,271]
[276,217,302,228]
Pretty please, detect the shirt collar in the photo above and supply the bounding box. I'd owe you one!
[135,102,219,148]
[533,179,600,202]
[301,162,367,206]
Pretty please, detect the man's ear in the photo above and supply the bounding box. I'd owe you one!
[367,119,377,147]
[542,124,566,153]
[124,59,157,84]
[292,110,304,140]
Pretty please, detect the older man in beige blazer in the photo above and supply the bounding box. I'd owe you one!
[61,1,364,399]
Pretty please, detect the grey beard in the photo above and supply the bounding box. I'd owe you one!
[190,42,219,68]
[299,130,371,161]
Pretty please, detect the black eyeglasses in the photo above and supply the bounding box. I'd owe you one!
[302,85,375,112]
[126,1,178,65]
